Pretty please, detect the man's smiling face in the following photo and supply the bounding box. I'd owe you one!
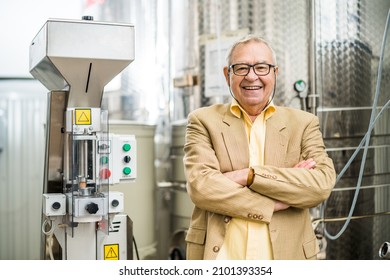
[224,40,278,116]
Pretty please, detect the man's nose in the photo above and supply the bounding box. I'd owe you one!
[245,66,259,80]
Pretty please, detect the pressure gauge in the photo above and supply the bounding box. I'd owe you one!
[294,80,307,93]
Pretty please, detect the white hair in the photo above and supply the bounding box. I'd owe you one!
[226,34,277,66]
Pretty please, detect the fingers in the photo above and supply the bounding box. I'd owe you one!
[294,158,316,169]
[223,168,250,186]
[274,200,290,212]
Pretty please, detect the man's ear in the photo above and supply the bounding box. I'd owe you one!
[223,66,230,86]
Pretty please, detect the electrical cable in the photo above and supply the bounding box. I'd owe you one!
[47,235,55,260]
[320,8,390,240]
[133,236,140,260]
[41,217,55,236]
[41,217,56,260]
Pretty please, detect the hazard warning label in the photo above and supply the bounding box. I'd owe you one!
[104,244,119,260]
[75,109,91,125]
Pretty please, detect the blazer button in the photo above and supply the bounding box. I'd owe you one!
[247,213,252,219]
[253,214,258,219]
[258,214,263,220]
[213,246,220,253]
[224,216,231,223]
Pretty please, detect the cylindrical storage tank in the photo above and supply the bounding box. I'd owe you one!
[168,121,194,259]
[155,182,173,260]
[171,184,193,233]
[0,80,47,260]
[170,120,187,183]
[317,40,378,259]
[109,121,157,259]
[170,121,194,230]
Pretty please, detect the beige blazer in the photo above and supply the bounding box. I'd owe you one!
[183,104,336,260]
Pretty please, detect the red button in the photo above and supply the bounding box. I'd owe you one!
[100,168,111,179]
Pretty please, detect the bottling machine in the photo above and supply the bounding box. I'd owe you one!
[29,17,136,260]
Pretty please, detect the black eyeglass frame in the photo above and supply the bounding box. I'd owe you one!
[228,63,276,76]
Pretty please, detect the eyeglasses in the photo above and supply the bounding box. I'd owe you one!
[229,63,276,76]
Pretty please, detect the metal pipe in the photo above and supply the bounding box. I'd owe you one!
[308,0,317,115]
[379,242,390,259]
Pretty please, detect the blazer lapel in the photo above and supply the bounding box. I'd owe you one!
[219,106,289,169]
[221,109,250,170]
[264,110,288,166]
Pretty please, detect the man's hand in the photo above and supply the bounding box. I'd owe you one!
[274,200,290,211]
[274,158,316,212]
[223,168,250,186]
[294,158,316,169]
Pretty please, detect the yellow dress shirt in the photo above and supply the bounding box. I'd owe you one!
[216,99,275,260]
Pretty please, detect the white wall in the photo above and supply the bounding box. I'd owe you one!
[0,0,87,77]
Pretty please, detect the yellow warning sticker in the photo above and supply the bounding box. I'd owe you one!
[75,109,91,125]
[104,244,119,260]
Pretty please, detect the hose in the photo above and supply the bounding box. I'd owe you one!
[320,8,390,240]
[41,217,56,260]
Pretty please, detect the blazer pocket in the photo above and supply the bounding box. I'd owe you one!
[186,227,206,245]
[302,237,320,259]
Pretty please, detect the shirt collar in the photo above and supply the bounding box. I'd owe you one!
[230,99,276,121]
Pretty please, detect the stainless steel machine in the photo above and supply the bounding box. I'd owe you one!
[29,17,136,260]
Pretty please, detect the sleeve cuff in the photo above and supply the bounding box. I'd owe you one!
[246,167,255,186]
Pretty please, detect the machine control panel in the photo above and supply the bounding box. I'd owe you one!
[108,191,124,213]
[42,193,66,216]
[99,134,137,185]
[68,195,107,218]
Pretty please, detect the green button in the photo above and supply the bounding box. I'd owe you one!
[100,156,109,164]
[122,144,131,152]
[123,167,131,175]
